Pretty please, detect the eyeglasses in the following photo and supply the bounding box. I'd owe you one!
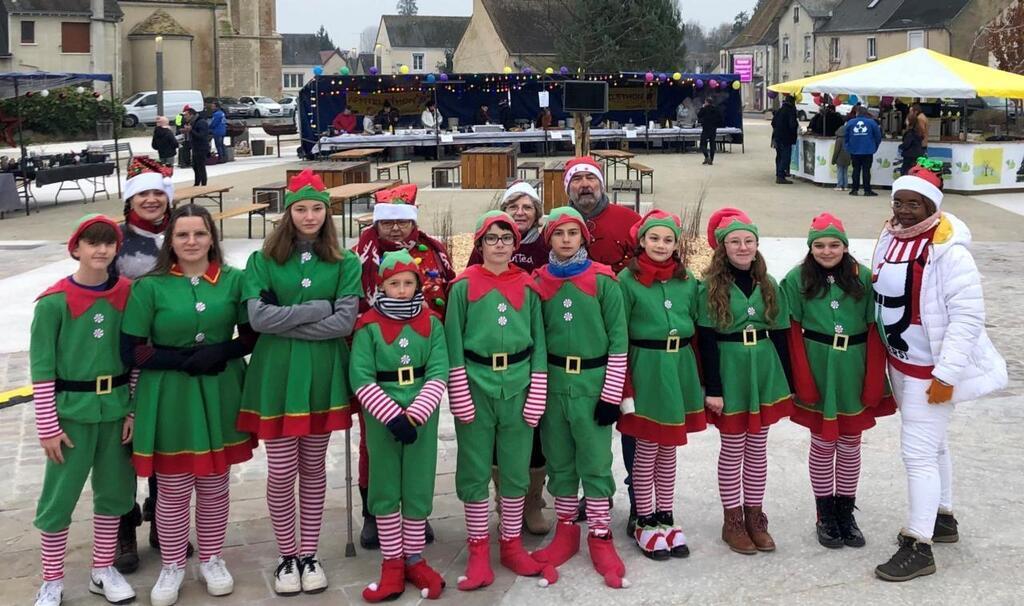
[891,200,924,211]
[378,220,413,229]
[482,234,516,245]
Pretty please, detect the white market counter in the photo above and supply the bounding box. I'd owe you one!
[792,134,1024,193]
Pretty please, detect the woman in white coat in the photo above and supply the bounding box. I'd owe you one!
[871,160,1007,582]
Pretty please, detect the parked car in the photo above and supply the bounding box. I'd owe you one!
[795,100,853,121]
[217,97,253,119]
[278,96,297,117]
[121,89,204,127]
[238,96,283,117]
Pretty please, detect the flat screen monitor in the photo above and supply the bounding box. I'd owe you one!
[563,80,608,113]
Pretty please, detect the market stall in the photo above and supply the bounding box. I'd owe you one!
[770,48,1024,193]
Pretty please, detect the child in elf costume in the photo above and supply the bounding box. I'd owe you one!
[350,250,449,602]
[445,211,556,590]
[782,213,895,549]
[697,208,793,556]
[616,210,706,560]
[531,207,630,589]
[240,169,362,595]
[31,215,137,606]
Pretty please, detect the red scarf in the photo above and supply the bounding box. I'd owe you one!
[632,252,678,287]
[127,210,168,235]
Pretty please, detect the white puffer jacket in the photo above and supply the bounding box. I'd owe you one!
[872,212,1007,403]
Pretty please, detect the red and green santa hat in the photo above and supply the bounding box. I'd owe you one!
[67,213,123,257]
[474,210,521,249]
[807,212,848,246]
[706,207,758,248]
[543,206,592,244]
[373,183,419,222]
[562,156,604,192]
[124,156,174,204]
[630,209,682,245]
[285,168,330,208]
[378,248,423,283]
[892,159,944,209]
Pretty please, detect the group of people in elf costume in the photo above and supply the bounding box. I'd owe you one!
[28,154,1005,606]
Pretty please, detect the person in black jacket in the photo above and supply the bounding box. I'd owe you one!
[498,98,514,130]
[151,116,179,167]
[808,103,845,137]
[771,96,799,184]
[185,107,210,186]
[697,97,723,165]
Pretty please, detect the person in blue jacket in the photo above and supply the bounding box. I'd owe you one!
[844,106,882,197]
[209,101,228,163]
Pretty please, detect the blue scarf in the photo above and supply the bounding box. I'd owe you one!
[547,247,591,278]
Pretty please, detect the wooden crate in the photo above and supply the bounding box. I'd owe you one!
[542,160,568,213]
[460,146,516,189]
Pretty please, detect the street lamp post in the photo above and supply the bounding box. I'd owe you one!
[155,36,164,117]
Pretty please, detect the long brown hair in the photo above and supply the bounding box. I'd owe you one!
[262,203,342,265]
[799,252,864,301]
[149,204,224,275]
[704,245,778,329]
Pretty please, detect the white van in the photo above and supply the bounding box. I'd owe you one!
[122,90,204,127]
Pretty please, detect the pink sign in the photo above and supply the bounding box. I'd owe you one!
[733,55,753,83]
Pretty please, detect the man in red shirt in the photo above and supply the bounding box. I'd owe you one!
[331,107,358,134]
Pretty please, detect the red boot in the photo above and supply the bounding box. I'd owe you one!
[588,532,630,589]
[363,558,405,602]
[457,537,494,591]
[500,536,559,586]
[531,520,581,567]
[405,558,445,599]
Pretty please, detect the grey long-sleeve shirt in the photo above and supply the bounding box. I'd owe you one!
[247,296,359,341]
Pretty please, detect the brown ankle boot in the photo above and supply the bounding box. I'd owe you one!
[524,467,552,535]
[722,507,757,554]
[743,506,776,552]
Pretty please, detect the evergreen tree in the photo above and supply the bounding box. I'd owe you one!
[396,0,418,16]
[555,0,684,72]
[315,25,334,50]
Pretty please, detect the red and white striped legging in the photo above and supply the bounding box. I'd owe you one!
[551,495,611,535]
[39,513,120,581]
[265,434,331,557]
[717,427,769,509]
[633,439,678,517]
[808,433,862,498]
[155,471,231,566]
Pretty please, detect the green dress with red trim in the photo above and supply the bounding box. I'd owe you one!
[238,248,362,438]
[781,264,896,440]
[123,263,256,476]
[696,278,793,434]
[616,267,706,445]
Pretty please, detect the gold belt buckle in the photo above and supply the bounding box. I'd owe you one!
[491,352,509,371]
[742,327,758,346]
[95,375,113,395]
[666,336,681,353]
[565,355,582,374]
[397,366,415,386]
[832,333,849,351]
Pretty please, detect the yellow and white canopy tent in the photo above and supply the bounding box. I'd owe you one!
[769,48,1024,100]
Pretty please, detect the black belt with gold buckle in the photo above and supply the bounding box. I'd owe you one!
[715,328,770,346]
[802,328,866,351]
[464,346,533,371]
[629,336,691,352]
[376,365,426,386]
[55,373,130,395]
[547,353,608,374]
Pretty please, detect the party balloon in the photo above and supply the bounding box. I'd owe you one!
[339,66,350,76]
[709,79,719,89]
[848,94,859,104]
[425,73,436,83]
[867,95,880,105]
[76,86,85,94]
[658,72,668,82]
[503,66,512,74]
[400,64,410,74]
[812,93,822,106]
[313,65,324,76]
[523,67,532,75]
[40,89,49,97]
[559,66,569,75]
[644,72,654,82]
[369,66,379,76]
[672,72,682,81]
[832,96,842,107]
[695,78,704,88]
[439,72,449,82]
[767,89,778,99]
[545,67,554,75]
[731,80,741,90]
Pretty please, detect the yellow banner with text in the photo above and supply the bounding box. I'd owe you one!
[345,91,431,116]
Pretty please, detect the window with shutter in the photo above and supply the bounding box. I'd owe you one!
[61,22,90,53]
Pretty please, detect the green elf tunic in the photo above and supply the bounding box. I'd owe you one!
[349,308,448,519]
[782,264,896,441]
[697,278,794,434]
[239,248,362,438]
[445,265,547,502]
[31,277,136,532]
[534,262,627,499]
[617,267,706,446]
[123,263,256,476]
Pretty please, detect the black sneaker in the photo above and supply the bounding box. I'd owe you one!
[654,511,690,558]
[933,512,959,543]
[834,495,866,548]
[875,534,936,582]
[360,514,380,550]
[848,189,860,195]
[425,520,436,544]
[815,496,844,549]
[776,177,793,184]
[864,190,879,197]
[113,504,141,574]
[626,513,637,537]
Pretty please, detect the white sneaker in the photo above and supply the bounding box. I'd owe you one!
[89,566,136,604]
[34,580,63,606]
[299,554,328,594]
[833,186,843,191]
[150,564,185,606]
[199,555,234,596]
[273,556,302,596]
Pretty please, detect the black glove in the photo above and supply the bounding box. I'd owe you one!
[181,344,229,376]
[386,415,417,445]
[260,289,279,306]
[593,399,621,426]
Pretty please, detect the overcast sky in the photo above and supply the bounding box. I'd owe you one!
[276,0,759,52]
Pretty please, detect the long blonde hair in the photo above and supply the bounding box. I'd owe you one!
[704,246,779,329]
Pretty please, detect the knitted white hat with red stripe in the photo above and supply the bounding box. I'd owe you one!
[563,156,604,192]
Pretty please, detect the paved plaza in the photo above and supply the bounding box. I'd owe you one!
[0,122,1021,604]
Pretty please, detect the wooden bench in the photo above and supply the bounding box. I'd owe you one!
[252,181,287,213]
[375,160,411,183]
[516,160,545,180]
[212,203,270,239]
[355,213,374,233]
[609,179,642,213]
[431,160,461,188]
[626,162,654,194]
